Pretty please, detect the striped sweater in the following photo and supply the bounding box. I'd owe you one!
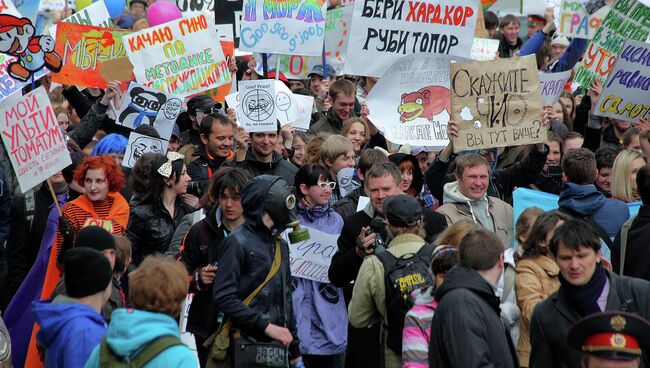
[402,287,437,368]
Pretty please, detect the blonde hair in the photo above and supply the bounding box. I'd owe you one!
[178,144,197,166]
[112,234,132,276]
[129,255,189,317]
[515,207,544,245]
[320,134,354,166]
[341,118,369,147]
[434,221,483,249]
[612,149,646,202]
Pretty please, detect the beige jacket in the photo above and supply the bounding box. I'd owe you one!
[348,233,429,368]
[515,254,560,367]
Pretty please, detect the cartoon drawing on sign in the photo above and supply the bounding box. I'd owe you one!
[119,87,167,129]
[398,86,451,123]
[0,15,62,82]
[163,98,183,120]
[242,88,275,122]
[128,136,165,167]
[276,91,292,122]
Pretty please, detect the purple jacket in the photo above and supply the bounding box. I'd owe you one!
[293,203,347,355]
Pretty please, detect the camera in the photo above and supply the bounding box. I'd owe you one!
[546,165,563,177]
[366,217,387,251]
[186,181,204,197]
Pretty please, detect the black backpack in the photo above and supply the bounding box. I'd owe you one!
[375,243,435,355]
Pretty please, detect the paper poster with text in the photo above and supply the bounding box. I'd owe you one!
[49,1,114,39]
[471,38,499,61]
[366,53,468,147]
[116,83,184,140]
[558,0,609,39]
[238,79,277,132]
[596,40,650,122]
[239,0,328,56]
[539,70,571,105]
[201,24,236,103]
[450,55,545,152]
[284,226,338,283]
[124,13,231,97]
[53,24,131,88]
[574,0,650,89]
[344,0,480,77]
[0,87,71,192]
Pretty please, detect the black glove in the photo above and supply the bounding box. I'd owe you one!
[56,216,74,266]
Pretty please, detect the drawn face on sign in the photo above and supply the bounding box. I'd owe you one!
[163,97,182,120]
[397,86,451,123]
[242,89,274,122]
[276,92,291,112]
[129,137,165,167]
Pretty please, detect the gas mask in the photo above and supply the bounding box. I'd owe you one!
[265,178,309,243]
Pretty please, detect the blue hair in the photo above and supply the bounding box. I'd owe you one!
[91,133,128,156]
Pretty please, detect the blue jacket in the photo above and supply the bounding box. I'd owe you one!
[558,182,629,259]
[84,309,197,368]
[293,203,348,355]
[519,30,588,73]
[31,296,106,368]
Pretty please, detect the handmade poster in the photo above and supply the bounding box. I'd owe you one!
[123,132,169,168]
[239,0,328,56]
[367,54,468,147]
[558,1,609,39]
[48,1,114,39]
[177,0,214,13]
[595,40,650,122]
[238,79,277,132]
[450,55,545,152]
[292,94,314,131]
[539,70,571,105]
[574,0,650,89]
[116,83,183,140]
[471,38,499,61]
[0,87,71,192]
[124,13,230,97]
[39,0,65,11]
[0,54,48,102]
[283,226,338,283]
[344,0,480,77]
[253,5,354,78]
[53,24,131,88]
[0,0,21,16]
[485,0,546,15]
[224,91,241,123]
[202,25,235,103]
[214,0,243,47]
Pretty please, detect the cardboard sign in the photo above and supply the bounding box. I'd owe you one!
[474,6,489,38]
[252,5,354,78]
[123,132,169,168]
[284,226,338,283]
[214,0,243,47]
[48,1,114,39]
[344,0,480,77]
[0,54,48,102]
[574,0,650,89]
[293,94,314,131]
[367,54,468,147]
[450,55,545,152]
[238,79,277,132]
[124,13,231,97]
[596,40,650,122]
[471,38,499,61]
[0,87,71,192]
[558,0,609,39]
[53,24,131,88]
[116,83,183,140]
[539,70,571,105]
[239,0,328,56]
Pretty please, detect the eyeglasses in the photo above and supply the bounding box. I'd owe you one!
[197,105,221,115]
[315,181,336,190]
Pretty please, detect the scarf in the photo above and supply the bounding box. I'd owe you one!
[128,102,159,128]
[297,199,331,222]
[559,262,607,316]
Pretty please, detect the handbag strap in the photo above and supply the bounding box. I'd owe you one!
[619,215,636,275]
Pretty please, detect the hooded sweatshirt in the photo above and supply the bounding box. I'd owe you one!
[441,181,495,232]
[84,309,196,368]
[31,295,106,368]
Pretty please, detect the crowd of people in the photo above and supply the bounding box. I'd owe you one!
[2,0,650,367]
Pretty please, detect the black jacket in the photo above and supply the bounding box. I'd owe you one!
[212,177,300,359]
[180,207,231,338]
[426,147,547,205]
[186,143,234,196]
[236,150,298,186]
[126,198,189,265]
[332,185,364,220]
[530,270,650,368]
[429,265,519,368]
[612,205,650,279]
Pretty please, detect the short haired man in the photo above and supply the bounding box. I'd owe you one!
[551,34,570,59]
[529,219,650,368]
[498,15,523,58]
[558,148,629,260]
[594,147,617,197]
[436,154,514,248]
[328,162,446,368]
[623,127,642,152]
[612,163,650,280]
[236,123,298,185]
[429,229,519,367]
[567,311,650,368]
[32,248,113,368]
[179,95,222,146]
[308,79,357,135]
[348,195,433,367]
[585,114,631,152]
[563,131,584,152]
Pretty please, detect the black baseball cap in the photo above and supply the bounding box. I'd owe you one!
[382,194,422,227]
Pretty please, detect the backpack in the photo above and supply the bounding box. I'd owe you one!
[99,335,183,367]
[375,243,435,355]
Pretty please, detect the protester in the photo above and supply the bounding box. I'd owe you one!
[515,211,570,367]
[293,164,347,367]
[529,220,650,368]
[611,149,646,203]
[291,131,307,167]
[497,15,523,58]
[127,152,191,265]
[179,95,222,146]
[594,147,617,197]
[180,167,250,367]
[237,123,298,185]
[550,34,570,59]
[429,229,519,367]
[559,92,576,123]
[32,248,112,368]
[341,117,369,157]
[319,135,356,204]
[89,133,127,165]
[84,256,196,367]
[531,135,563,194]
[562,131,584,152]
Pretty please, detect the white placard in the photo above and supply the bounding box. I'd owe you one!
[238,79,277,132]
[539,70,571,105]
[284,226,339,283]
[122,132,169,168]
[558,0,610,39]
[116,83,183,141]
[292,94,314,131]
[471,38,499,61]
